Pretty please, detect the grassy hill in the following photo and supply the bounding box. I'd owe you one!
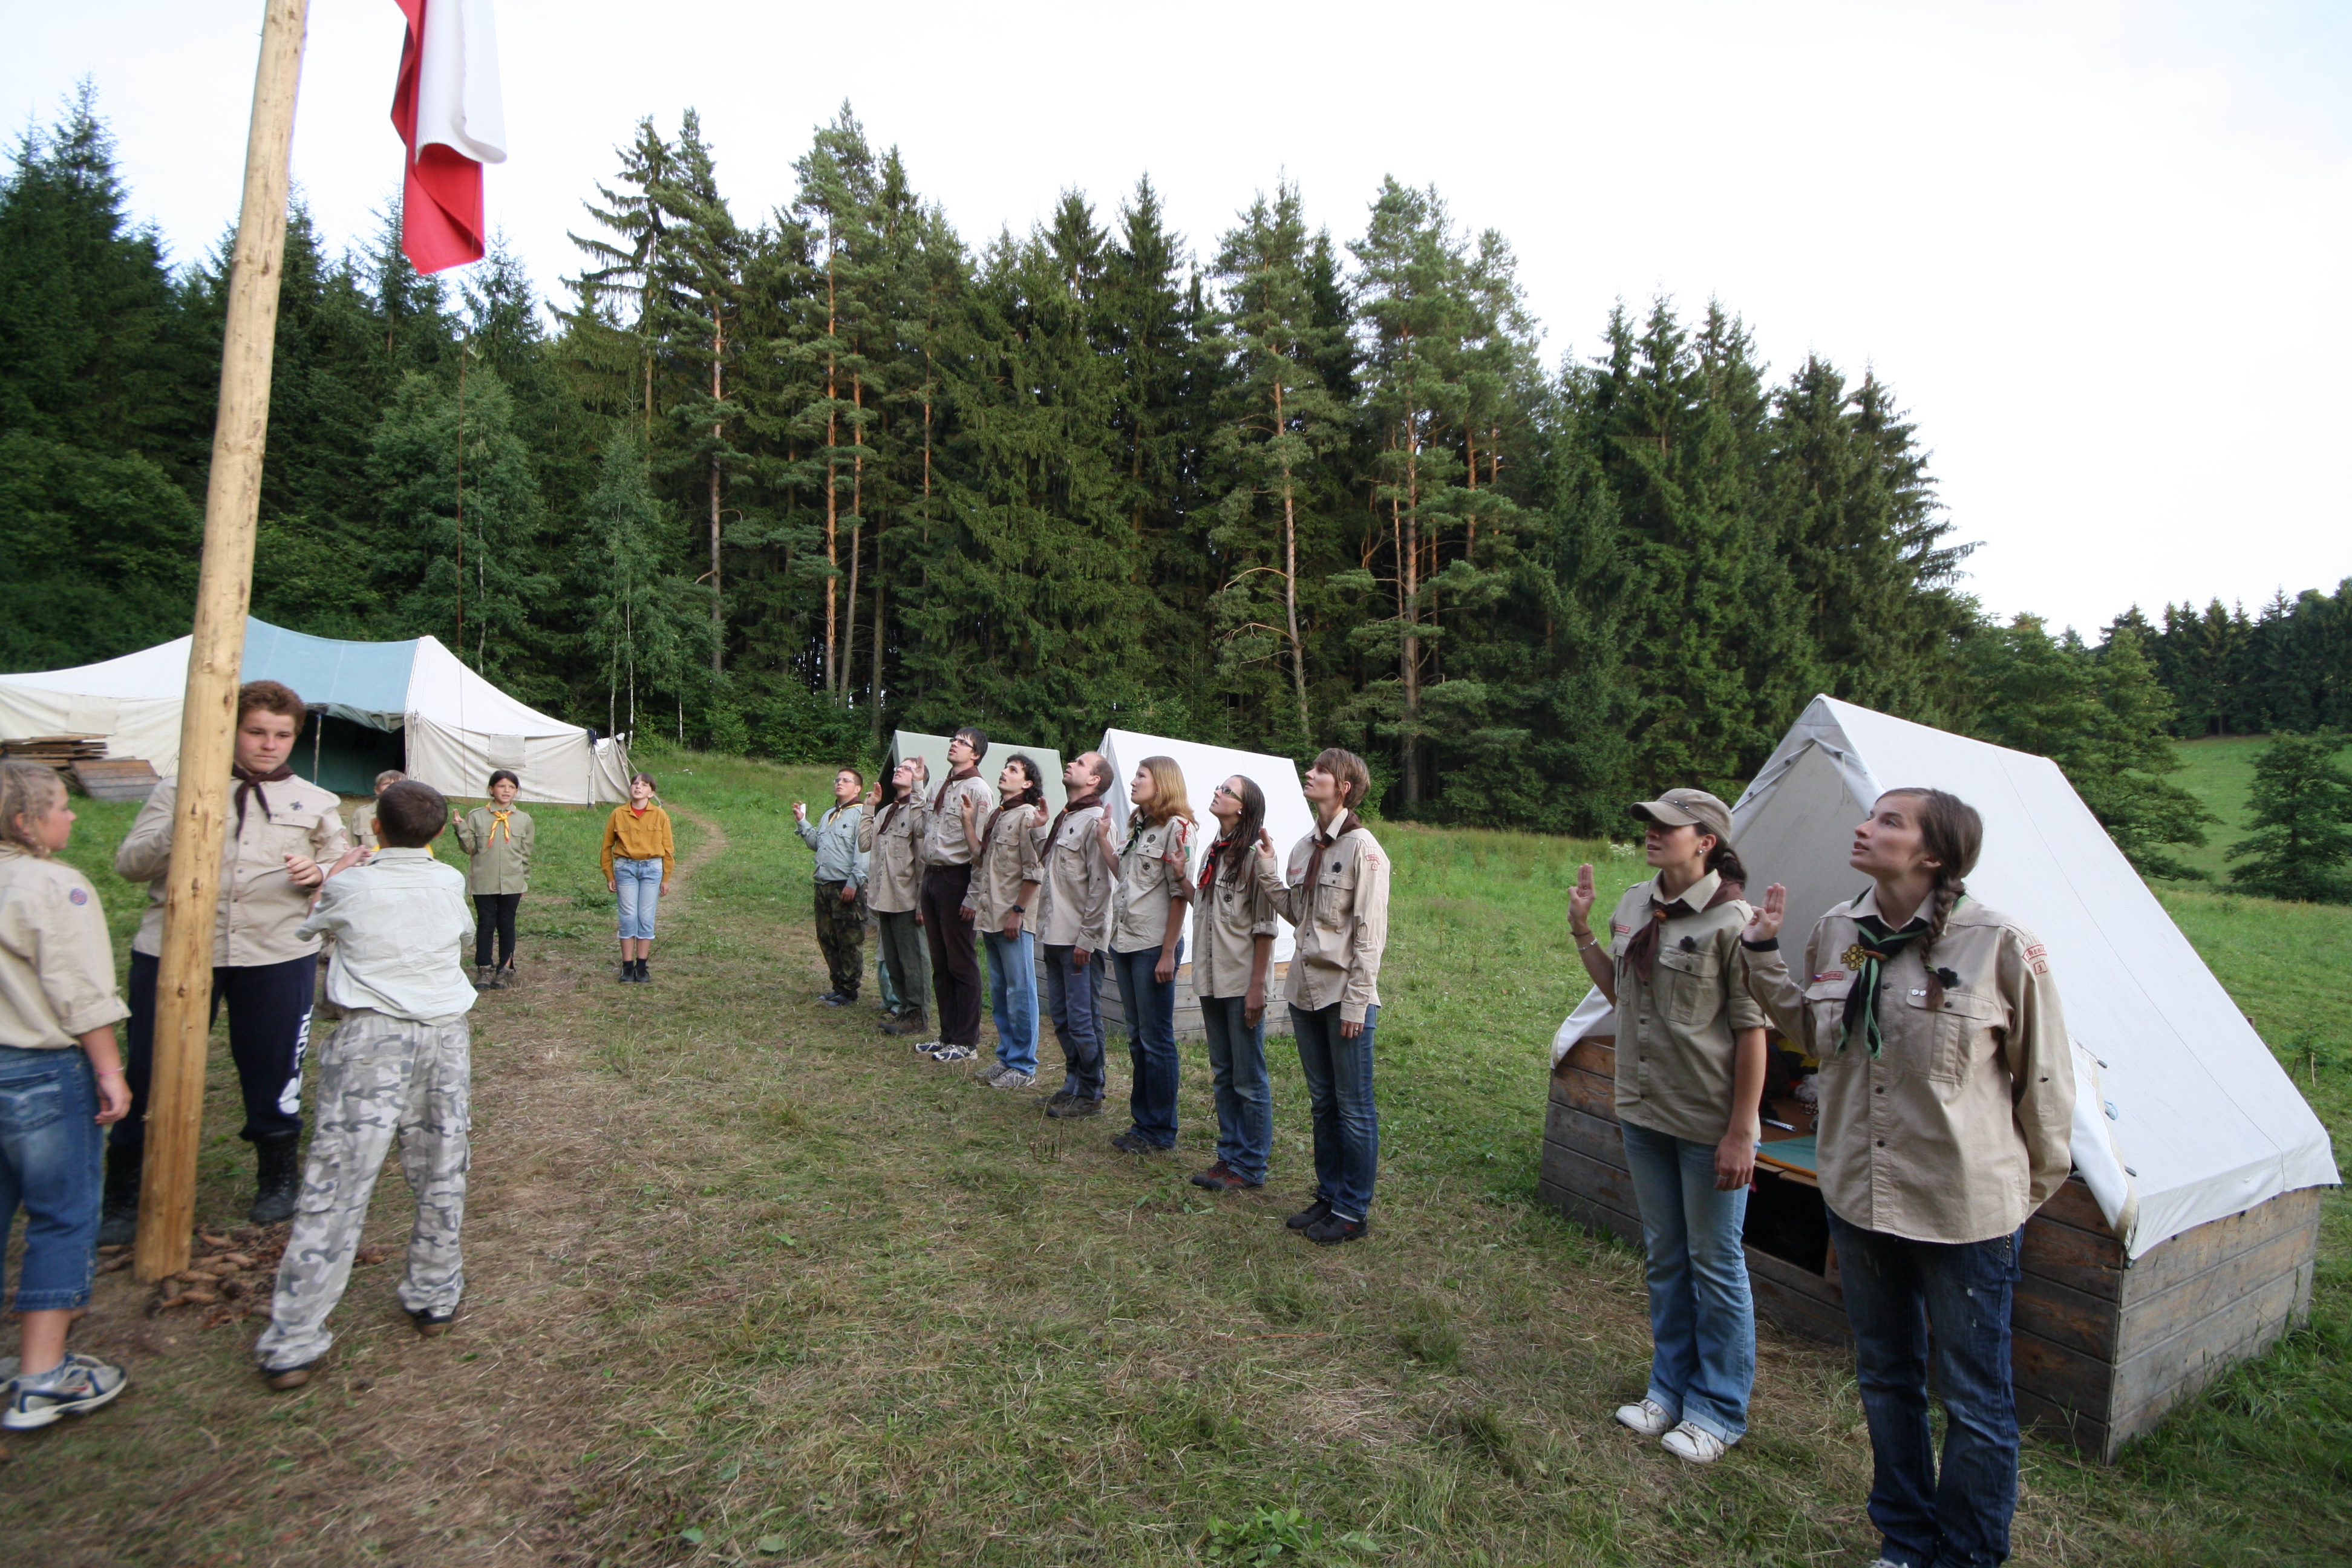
[2163,734,2352,885]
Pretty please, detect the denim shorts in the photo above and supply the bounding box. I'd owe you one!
[0,1045,103,1313]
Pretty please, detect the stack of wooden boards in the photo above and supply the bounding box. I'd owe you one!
[0,735,160,802]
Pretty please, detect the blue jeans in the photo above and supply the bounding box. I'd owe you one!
[1111,943,1182,1147]
[0,1046,103,1313]
[1042,944,1106,1100]
[982,927,1038,1074]
[614,857,663,941]
[1827,1209,2025,1568]
[1619,1118,1756,1443]
[1290,1002,1377,1221]
[1198,995,1272,1185]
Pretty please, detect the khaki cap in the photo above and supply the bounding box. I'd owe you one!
[1630,788,1734,842]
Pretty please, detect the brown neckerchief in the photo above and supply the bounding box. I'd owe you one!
[1624,874,1746,981]
[1046,786,1103,849]
[1301,809,1364,904]
[981,793,1040,855]
[879,777,923,834]
[232,763,296,834]
[930,763,979,814]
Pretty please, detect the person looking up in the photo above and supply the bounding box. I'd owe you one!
[1036,752,1115,1117]
[1740,789,2074,1568]
[794,768,869,1007]
[860,756,931,1037]
[1106,756,1193,1155]
[1189,774,1278,1193]
[962,755,1047,1089]
[1568,787,1765,1465]
[602,773,673,983]
[915,728,995,1062]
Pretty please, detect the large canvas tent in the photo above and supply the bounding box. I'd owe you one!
[1539,696,2338,1459]
[0,618,631,804]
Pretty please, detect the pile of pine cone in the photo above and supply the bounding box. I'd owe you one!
[104,1230,389,1330]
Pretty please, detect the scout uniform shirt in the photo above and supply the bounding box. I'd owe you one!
[964,801,1044,933]
[1602,870,1766,1145]
[0,844,130,1048]
[117,771,350,967]
[1256,812,1389,1026]
[348,800,381,853]
[858,794,927,916]
[1742,889,2076,1245]
[1036,800,1113,952]
[921,772,996,868]
[795,803,867,893]
[453,805,535,895]
[1109,814,1192,956]
[1191,838,1279,1001]
[297,849,477,1022]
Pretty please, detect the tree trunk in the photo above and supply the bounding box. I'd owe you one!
[1274,377,1309,745]
[708,308,725,675]
[822,243,840,696]
[1401,428,1422,808]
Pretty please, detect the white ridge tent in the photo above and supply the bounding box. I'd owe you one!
[0,618,631,805]
[1555,694,2339,1260]
[1096,730,1315,964]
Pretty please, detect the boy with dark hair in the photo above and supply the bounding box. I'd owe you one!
[253,779,475,1389]
[105,678,348,1241]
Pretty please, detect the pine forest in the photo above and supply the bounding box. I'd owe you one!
[5,91,2347,854]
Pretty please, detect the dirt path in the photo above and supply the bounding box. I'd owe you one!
[13,806,744,1566]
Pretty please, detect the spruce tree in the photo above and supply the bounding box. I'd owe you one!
[578,431,709,736]
[2229,733,2352,903]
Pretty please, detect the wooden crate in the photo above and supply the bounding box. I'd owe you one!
[1538,1037,2323,1462]
[70,758,160,802]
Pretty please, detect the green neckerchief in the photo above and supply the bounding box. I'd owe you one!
[1837,897,1962,1057]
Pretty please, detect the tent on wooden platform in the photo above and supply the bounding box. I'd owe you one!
[0,618,632,805]
[1538,695,2340,1460]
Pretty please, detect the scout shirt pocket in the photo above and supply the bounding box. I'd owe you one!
[1309,851,1354,948]
[1653,942,1722,1026]
[1803,976,1851,1060]
[1903,987,2005,1086]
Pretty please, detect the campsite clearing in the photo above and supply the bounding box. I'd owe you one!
[3,754,2345,1566]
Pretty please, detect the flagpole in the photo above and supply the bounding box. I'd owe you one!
[135,0,312,1284]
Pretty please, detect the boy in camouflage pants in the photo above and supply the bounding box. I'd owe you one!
[254,780,477,1390]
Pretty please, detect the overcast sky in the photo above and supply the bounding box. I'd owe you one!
[10,0,2348,636]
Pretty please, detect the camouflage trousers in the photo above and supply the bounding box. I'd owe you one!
[253,1008,471,1372]
[814,880,864,998]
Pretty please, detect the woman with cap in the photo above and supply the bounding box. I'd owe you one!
[1568,786,1765,1465]
[1738,789,2073,1568]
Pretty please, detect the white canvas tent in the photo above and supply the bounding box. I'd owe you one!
[1557,695,2337,1259]
[0,618,631,805]
[1096,730,1315,964]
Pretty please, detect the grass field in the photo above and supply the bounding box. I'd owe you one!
[2161,734,2352,885]
[3,756,2346,1566]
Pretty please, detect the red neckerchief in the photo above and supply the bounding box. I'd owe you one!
[232,763,295,834]
[1301,809,1362,893]
[1624,875,1745,981]
[1199,831,1240,892]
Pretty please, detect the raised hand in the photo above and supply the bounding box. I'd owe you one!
[792,801,809,822]
[1569,863,1596,932]
[1255,827,1277,868]
[1744,883,1786,944]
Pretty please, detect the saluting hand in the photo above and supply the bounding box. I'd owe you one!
[1569,863,1596,932]
[1743,883,1786,944]
[792,801,809,822]
[1255,828,1277,869]
[861,785,880,809]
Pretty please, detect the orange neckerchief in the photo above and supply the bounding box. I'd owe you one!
[487,808,515,844]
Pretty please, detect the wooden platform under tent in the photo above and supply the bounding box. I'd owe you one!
[0,735,162,802]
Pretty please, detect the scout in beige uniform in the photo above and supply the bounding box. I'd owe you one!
[1740,788,2074,1568]
[859,756,930,1036]
[961,755,1047,1087]
[1253,747,1388,1244]
[1188,774,1279,1192]
[0,762,134,1431]
[1035,753,1114,1116]
[916,728,998,1059]
[103,679,350,1242]
[1568,787,1765,1465]
[1106,756,1195,1154]
[348,768,407,853]
[452,768,534,988]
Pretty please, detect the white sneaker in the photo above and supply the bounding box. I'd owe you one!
[990,1068,1036,1090]
[974,1062,1010,1086]
[1613,1397,1674,1437]
[912,1037,946,1056]
[1661,1420,1731,1464]
[932,1042,977,1063]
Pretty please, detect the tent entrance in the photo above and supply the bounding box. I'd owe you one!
[298,710,405,796]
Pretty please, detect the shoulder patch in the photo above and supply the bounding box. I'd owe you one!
[1812,969,1846,983]
[68,886,89,906]
[2024,943,2048,961]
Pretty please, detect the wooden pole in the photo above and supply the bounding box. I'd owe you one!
[135,0,311,1284]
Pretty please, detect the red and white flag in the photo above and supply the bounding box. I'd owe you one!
[390,0,508,273]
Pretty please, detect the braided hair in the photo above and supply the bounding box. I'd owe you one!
[1882,787,1984,979]
[0,761,64,857]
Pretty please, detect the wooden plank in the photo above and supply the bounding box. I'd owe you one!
[71,758,159,802]
[2013,1268,2120,1361]
[2109,1261,2314,1450]
[2010,1321,2118,1424]
[1746,1247,1851,1346]
[1544,1104,1627,1171]
[1538,1179,1643,1247]
[2020,1212,2126,1302]
[1555,1065,1619,1120]
[2121,1186,2324,1299]
[1542,1144,1644,1230]
[2117,1214,2321,1351]
[2033,1175,2114,1236]
[2014,1382,2112,1461]
[1563,1036,1616,1076]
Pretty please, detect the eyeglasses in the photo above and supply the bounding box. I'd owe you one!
[1212,783,1240,797]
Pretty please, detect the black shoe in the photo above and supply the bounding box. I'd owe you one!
[1191,1163,1263,1192]
[633,959,650,982]
[820,991,853,1007]
[1285,1197,1334,1231]
[408,1306,457,1338]
[249,1131,302,1226]
[1109,1129,1165,1155]
[1304,1214,1368,1246]
[1047,1095,1102,1119]
[97,1147,142,1248]
[261,1357,323,1391]
[618,961,634,984]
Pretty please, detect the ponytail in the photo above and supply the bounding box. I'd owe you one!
[1883,787,1984,1006]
